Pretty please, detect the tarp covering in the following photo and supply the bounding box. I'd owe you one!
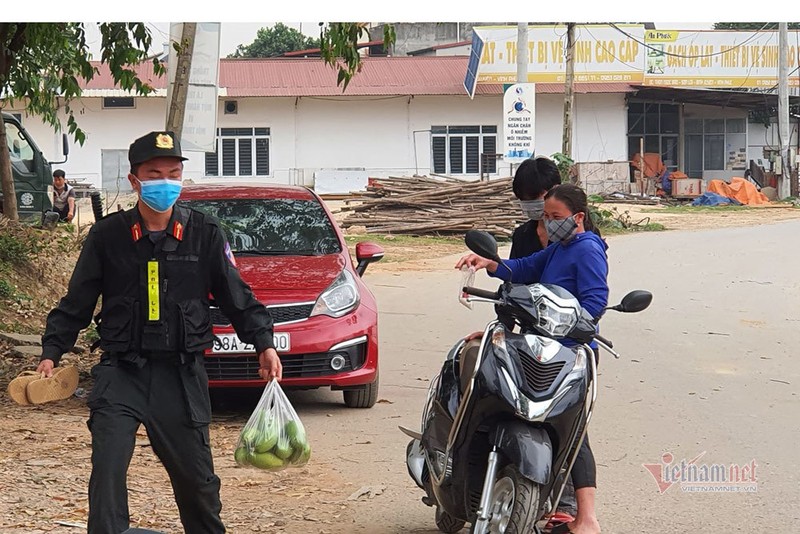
[706,177,770,205]
[691,192,743,206]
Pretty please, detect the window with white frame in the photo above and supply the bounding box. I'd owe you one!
[431,125,497,175]
[205,127,270,177]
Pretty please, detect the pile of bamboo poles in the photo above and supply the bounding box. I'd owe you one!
[338,176,522,237]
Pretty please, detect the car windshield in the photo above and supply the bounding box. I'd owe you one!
[183,198,341,256]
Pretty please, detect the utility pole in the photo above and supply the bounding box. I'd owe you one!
[517,22,528,83]
[561,23,576,164]
[778,22,791,199]
[166,23,196,140]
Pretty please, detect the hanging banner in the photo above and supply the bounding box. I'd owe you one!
[503,83,535,162]
[167,22,221,152]
[473,25,645,84]
[643,29,800,88]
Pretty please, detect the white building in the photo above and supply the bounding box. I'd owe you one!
[9,56,797,195]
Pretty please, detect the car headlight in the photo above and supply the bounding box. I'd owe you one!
[310,269,360,318]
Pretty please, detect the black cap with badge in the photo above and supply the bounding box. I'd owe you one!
[128,131,189,167]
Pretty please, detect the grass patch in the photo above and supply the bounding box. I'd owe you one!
[0,320,38,334]
[600,223,666,235]
[591,205,667,234]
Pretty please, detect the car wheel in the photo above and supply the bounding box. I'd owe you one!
[343,375,379,408]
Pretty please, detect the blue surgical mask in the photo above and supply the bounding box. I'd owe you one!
[136,178,182,213]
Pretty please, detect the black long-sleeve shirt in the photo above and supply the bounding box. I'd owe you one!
[42,204,274,364]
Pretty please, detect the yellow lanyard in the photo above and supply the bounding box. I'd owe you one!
[147,260,160,321]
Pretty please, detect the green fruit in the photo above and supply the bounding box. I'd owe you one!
[290,443,312,466]
[240,428,258,448]
[273,437,293,460]
[234,447,251,466]
[285,421,307,449]
[285,420,300,439]
[254,430,278,454]
[250,451,285,470]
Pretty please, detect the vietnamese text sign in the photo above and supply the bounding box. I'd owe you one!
[503,83,535,162]
[167,22,221,152]
[644,29,800,88]
[473,25,645,84]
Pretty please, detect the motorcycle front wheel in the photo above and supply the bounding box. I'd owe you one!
[470,465,540,534]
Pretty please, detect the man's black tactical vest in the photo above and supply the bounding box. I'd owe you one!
[95,205,216,356]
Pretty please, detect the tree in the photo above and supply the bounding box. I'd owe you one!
[230,23,320,58]
[714,23,800,30]
[319,23,396,90]
[0,23,163,220]
[1,22,393,220]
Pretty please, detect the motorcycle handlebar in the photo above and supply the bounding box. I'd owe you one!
[595,333,613,348]
[462,286,499,300]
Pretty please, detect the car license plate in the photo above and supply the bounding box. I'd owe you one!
[212,333,290,354]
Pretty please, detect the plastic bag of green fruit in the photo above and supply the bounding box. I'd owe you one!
[234,380,311,471]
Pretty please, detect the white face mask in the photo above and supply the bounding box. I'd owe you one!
[519,199,545,220]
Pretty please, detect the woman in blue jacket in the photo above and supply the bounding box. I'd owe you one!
[457,183,607,534]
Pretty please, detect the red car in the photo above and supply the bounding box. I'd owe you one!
[178,184,384,408]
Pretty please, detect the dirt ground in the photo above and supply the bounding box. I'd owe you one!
[352,202,800,273]
[1,203,799,532]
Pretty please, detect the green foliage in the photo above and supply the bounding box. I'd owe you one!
[230,23,320,58]
[0,233,35,265]
[83,324,99,344]
[550,152,575,184]
[0,23,163,219]
[590,204,665,233]
[0,278,14,299]
[319,23,396,90]
[0,23,162,144]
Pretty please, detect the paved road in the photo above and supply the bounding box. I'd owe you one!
[289,221,800,533]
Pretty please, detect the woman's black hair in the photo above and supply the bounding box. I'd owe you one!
[512,156,562,200]
[545,183,602,238]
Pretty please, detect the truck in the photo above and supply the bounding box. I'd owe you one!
[1,112,69,220]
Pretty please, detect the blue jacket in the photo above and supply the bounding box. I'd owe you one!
[489,231,609,320]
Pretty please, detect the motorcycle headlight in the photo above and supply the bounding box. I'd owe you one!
[523,334,563,363]
[566,346,588,380]
[310,269,360,318]
[532,295,579,338]
[491,325,522,380]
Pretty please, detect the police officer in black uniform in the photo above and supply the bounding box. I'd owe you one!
[37,131,283,534]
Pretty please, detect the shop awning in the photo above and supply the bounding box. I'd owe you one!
[630,86,800,112]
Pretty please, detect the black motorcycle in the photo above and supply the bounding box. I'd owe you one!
[400,231,652,534]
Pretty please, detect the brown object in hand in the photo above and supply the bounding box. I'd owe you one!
[7,371,42,405]
[25,366,79,405]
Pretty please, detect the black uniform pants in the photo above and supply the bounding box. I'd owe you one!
[86,354,224,534]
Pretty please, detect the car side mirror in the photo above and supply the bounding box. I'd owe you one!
[609,290,652,313]
[465,230,502,263]
[355,242,384,277]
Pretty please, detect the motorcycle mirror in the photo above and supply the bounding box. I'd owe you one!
[465,230,502,263]
[612,290,652,313]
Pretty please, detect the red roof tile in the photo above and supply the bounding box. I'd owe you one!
[82,57,635,97]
